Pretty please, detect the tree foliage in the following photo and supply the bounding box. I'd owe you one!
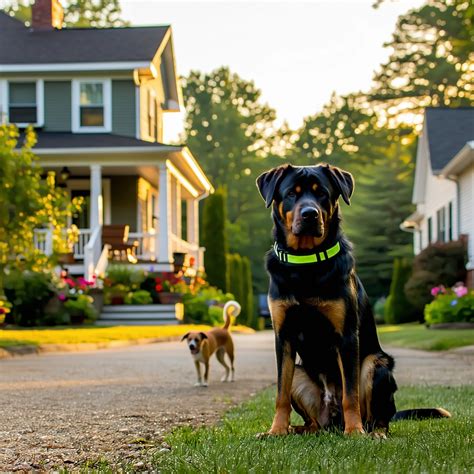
[183,67,281,291]
[201,188,228,292]
[0,126,82,292]
[3,0,129,27]
[370,0,474,121]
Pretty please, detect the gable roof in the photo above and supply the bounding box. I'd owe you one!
[425,107,474,173]
[0,11,169,64]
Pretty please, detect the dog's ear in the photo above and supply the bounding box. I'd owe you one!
[199,332,208,340]
[181,332,190,341]
[323,164,354,205]
[256,164,293,208]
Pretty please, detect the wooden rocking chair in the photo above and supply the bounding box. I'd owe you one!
[102,225,138,263]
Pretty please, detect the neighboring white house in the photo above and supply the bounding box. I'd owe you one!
[0,1,213,280]
[402,107,474,287]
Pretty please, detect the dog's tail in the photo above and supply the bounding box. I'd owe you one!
[223,300,241,329]
[392,407,451,421]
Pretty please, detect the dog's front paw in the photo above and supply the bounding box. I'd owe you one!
[220,376,229,382]
[194,382,205,387]
[256,426,289,438]
[201,382,208,387]
[344,425,365,436]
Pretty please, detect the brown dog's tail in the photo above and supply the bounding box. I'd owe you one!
[222,300,241,329]
[392,407,451,421]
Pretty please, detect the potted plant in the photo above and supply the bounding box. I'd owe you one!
[107,283,129,305]
[64,294,97,325]
[124,290,153,305]
[155,272,185,304]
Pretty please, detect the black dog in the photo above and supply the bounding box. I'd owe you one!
[256,163,450,437]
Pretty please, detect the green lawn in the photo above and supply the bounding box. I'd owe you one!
[378,323,474,351]
[151,385,473,473]
[0,324,254,348]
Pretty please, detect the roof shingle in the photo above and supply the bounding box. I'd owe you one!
[425,107,474,172]
[0,11,168,64]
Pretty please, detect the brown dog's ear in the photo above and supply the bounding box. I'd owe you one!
[181,332,190,341]
[323,164,354,205]
[256,164,293,208]
[199,332,208,340]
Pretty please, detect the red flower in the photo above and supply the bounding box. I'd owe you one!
[155,284,163,292]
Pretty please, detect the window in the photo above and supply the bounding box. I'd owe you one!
[428,217,433,244]
[448,202,453,241]
[8,81,43,126]
[72,79,111,132]
[436,207,446,242]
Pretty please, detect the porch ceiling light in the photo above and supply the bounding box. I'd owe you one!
[60,166,71,182]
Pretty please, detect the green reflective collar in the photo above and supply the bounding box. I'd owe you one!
[273,241,341,265]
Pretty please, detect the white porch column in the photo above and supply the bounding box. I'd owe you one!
[175,181,182,239]
[157,162,172,263]
[187,199,199,245]
[90,165,103,229]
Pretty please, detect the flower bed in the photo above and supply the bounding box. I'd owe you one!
[425,283,474,326]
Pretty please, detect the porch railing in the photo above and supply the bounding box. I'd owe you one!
[170,234,205,270]
[73,229,92,259]
[33,228,53,255]
[129,231,156,261]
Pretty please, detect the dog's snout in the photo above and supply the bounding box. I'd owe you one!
[301,207,319,220]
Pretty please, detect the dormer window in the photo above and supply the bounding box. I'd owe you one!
[8,80,44,127]
[72,79,111,133]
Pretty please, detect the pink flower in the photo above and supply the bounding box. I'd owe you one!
[431,286,441,296]
[58,293,67,301]
[454,286,468,298]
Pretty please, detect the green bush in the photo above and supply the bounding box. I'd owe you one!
[425,290,474,325]
[106,265,146,289]
[228,253,243,309]
[373,297,386,324]
[405,241,467,312]
[202,188,228,291]
[183,286,234,326]
[241,256,256,328]
[4,270,56,326]
[124,290,153,305]
[384,257,418,324]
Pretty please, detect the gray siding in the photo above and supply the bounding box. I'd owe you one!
[110,176,138,232]
[44,81,71,132]
[112,80,136,137]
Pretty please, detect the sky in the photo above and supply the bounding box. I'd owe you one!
[120,0,425,141]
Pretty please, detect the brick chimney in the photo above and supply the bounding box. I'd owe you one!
[31,0,64,30]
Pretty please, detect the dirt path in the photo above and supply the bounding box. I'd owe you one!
[0,331,472,471]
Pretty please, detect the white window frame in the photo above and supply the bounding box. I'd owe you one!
[0,80,7,124]
[5,79,44,127]
[72,79,112,133]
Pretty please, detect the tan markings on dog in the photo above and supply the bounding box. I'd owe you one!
[337,353,364,435]
[270,341,295,435]
[306,298,346,335]
[359,354,377,421]
[279,202,284,220]
[312,183,318,191]
[268,298,295,332]
[295,185,301,193]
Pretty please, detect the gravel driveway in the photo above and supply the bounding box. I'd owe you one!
[0,331,472,471]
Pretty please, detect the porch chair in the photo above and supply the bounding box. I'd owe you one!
[102,225,138,264]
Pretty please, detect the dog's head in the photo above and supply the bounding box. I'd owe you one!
[256,164,354,249]
[181,331,208,355]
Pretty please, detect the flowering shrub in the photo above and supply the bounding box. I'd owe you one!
[425,284,474,325]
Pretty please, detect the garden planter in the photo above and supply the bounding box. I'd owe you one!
[89,288,104,314]
[159,292,182,304]
[58,252,75,264]
[69,312,86,325]
[110,295,125,305]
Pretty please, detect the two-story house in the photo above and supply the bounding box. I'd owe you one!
[0,0,213,279]
[401,107,474,287]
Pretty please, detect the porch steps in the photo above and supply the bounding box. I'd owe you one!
[97,304,181,326]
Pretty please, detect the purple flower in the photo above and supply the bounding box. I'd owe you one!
[58,293,66,301]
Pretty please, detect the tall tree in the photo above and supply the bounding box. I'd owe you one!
[183,67,281,291]
[3,0,129,27]
[201,188,228,292]
[370,0,473,121]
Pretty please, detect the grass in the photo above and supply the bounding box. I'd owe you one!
[152,385,474,473]
[378,323,474,351]
[0,324,254,348]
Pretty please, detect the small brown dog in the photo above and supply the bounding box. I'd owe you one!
[182,301,240,386]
